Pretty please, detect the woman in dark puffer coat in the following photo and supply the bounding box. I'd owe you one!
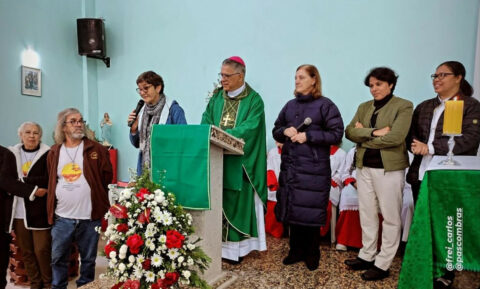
[273,64,344,271]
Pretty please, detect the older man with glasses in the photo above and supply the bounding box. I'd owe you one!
[201,56,267,263]
[47,108,113,289]
[127,71,187,176]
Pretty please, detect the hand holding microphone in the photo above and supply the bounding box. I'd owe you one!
[285,117,311,143]
[127,99,145,132]
[296,117,312,132]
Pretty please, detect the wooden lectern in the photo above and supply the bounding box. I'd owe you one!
[150,125,244,285]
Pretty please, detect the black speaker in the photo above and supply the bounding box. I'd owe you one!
[77,18,106,57]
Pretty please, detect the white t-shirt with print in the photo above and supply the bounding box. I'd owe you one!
[55,141,92,219]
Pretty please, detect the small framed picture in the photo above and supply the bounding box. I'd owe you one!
[21,66,41,96]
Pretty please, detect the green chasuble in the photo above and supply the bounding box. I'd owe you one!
[201,83,267,242]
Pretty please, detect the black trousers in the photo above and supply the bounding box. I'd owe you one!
[289,224,321,258]
[0,231,11,289]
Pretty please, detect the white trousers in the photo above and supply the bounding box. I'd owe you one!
[357,167,404,271]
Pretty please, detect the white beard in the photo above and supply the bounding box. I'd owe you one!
[71,132,85,139]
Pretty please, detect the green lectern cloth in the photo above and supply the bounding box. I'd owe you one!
[150,124,211,210]
[398,170,480,289]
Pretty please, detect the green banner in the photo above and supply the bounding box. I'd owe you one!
[150,125,211,210]
[399,170,480,289]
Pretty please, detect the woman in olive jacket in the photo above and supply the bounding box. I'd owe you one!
[344,67,413,281]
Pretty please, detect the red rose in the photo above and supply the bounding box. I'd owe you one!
[135,187,150,202]
[109,204,128,219]
[166,230,185,249]
[101,217,108,232]
[164,272,180,286]
[122,279,140,289]
[152,272,179,289]
[137,208,151,224]
[110,282,123,289]
[104,241,117,258]
[151,280,165,289]
[126,234,144,254]
[142,258,151,270]
[116,223,129,233]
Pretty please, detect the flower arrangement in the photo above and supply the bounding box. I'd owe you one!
[100,170,211,289]
[205,77,222,103]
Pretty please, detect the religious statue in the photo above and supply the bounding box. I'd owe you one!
[100,112,113,146]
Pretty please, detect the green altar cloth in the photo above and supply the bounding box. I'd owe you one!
[398,170,480,289]
[150,124,211,210]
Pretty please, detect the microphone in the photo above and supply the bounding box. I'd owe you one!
[128,99,145,127]
[296,117,312,132]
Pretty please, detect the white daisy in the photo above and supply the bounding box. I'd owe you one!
[158,235,167,243]
[144,271,155,282]
[133,265,143,279]
[136,255,145,264]
[152,254,163,267]
[168,248,179,260]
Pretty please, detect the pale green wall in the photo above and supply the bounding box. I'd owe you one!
[1,0,479,181]
[0,0,85,145]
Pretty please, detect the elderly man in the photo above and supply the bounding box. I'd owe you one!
[201,56,267,262]
[0,145,47,289]
[47,108,112,289]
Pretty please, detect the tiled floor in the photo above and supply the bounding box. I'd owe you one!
[5,235,480,289]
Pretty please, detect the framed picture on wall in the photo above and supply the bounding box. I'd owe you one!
[21,66,41,96]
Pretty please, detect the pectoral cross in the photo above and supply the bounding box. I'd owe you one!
[222,114,234,127]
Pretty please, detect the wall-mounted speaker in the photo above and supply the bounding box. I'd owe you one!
[77,18,106,57]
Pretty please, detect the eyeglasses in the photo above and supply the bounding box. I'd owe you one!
[64,119,86,126]
[136,84,153,94]
[218,72,240,79]
[431,73,454,80]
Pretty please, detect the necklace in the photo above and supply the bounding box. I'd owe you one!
[64,142,81,165]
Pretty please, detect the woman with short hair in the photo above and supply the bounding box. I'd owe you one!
[344,67,413,281]
[127,71,187,175]
[8,121,51,289]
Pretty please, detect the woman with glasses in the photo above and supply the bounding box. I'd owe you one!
[406,61,480,289]
[344,67,413,281]
[7,122,51,289]
[273,64,344,271]
[407,61,480,202]
[127,71,187,175]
